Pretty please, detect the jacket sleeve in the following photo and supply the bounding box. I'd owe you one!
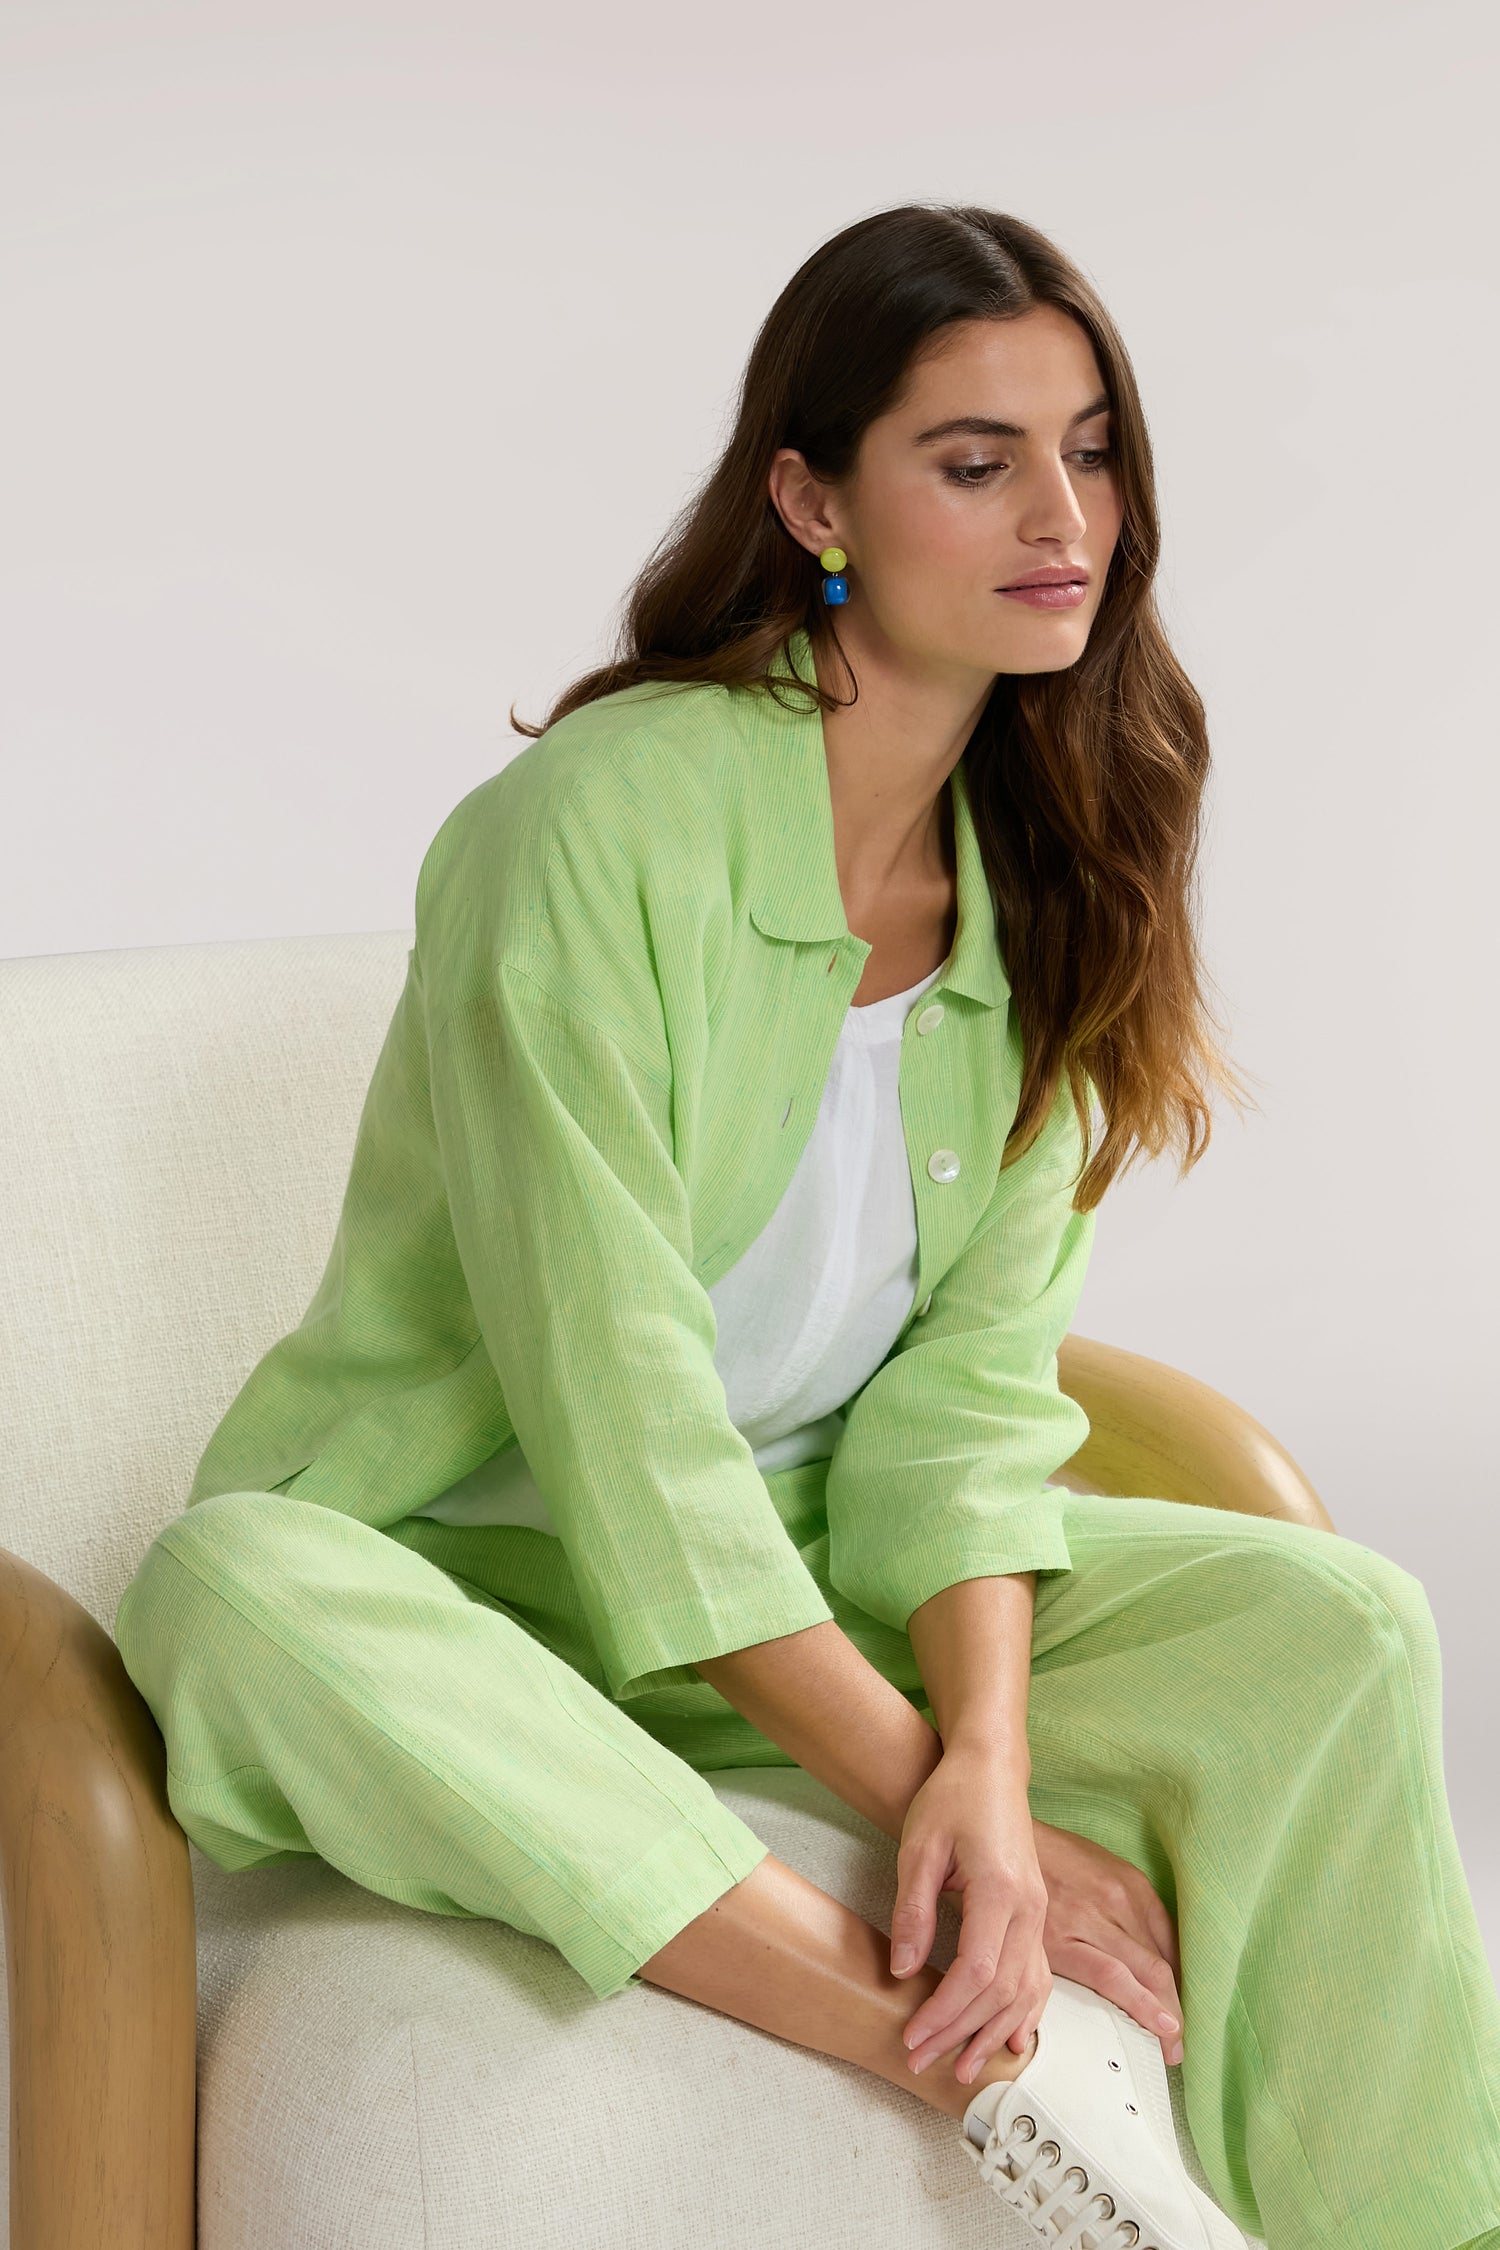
[427,959,836,1703]
[822,1073,1096,1634]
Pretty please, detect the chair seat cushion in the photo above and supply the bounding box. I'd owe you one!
[178,1765,1222,2248]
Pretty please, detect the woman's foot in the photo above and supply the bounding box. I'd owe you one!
[959,1975,1250,2249]
[919,2026,1040,2122]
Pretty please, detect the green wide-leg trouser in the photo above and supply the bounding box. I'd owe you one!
[113,1476,1500,2250]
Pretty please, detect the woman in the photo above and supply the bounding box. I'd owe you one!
[113,203,1500,2249]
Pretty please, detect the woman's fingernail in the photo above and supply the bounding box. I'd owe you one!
[1170,2039,1184,2064]
[1157,2013,1179,2032]
[893,1947,915,1972]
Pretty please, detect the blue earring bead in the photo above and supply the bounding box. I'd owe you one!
[819,544,848,605]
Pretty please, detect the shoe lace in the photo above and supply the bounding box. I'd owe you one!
[967,2109,1154,2249]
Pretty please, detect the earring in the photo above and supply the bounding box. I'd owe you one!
[819,545,848,605]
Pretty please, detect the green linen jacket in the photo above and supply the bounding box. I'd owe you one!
[185,627,1098,1703]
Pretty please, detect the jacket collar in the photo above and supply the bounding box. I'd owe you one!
[731,627,1011,1011]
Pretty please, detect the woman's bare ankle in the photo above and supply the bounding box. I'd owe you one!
[636,1853,1040,2124]
[915,2027,1039,2123]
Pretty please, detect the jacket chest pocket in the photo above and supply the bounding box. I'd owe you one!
[689,958,849,1291]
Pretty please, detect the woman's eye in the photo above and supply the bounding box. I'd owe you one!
[942,445,1113,489]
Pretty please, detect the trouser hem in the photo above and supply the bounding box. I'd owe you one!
[563,1812,771,2001]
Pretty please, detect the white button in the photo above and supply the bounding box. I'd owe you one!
[915,1002,945,1035]
[917,1292,933,1316]
[927,1148,961,1183]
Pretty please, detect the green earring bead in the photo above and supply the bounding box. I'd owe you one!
[819,545,848,606]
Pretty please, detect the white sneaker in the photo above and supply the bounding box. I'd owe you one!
[959,1976,1250,2248]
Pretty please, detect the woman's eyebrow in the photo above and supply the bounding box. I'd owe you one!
[911,393,1112,444]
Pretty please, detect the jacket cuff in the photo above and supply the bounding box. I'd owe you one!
[598,1576,837,1703]
[837,1491,1074,1637]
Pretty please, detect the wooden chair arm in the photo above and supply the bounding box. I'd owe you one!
[0,1543,196,2250]
[1055,1332,1336,1533]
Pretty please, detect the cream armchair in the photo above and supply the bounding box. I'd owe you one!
[0,930,1330,2250]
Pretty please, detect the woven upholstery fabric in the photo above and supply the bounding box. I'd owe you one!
[0,931,418,1615]
[0,930,1222,2247]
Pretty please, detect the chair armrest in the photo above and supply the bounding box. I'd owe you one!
[0,1543,196,2249]
[1055,1332,1336,1533]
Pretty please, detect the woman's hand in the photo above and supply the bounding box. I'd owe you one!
[890,1744,1051,2085]
[1031,1818,1184,2066]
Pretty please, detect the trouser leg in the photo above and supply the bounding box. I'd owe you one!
[1024,1492,1500,2250]
[112,1490,770,2000]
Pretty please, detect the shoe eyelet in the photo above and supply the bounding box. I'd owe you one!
[1124,2100,1138,2114]
[1107,2057,1122,2071]
[1012,2115,1036,2140]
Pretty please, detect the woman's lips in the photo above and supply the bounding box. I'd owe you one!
[997,581,1088,608]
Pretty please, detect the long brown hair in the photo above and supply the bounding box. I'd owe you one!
[509,201,1255,1212]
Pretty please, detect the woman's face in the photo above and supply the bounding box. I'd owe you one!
[777,307,1125,686]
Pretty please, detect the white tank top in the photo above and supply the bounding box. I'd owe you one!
[409,951,952,1534]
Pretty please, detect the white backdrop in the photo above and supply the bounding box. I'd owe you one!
[3,0,1496,1969]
